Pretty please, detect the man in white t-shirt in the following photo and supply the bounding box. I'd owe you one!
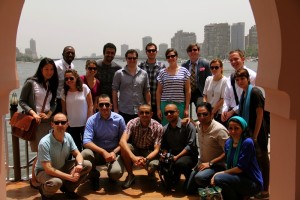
[221,49,256,122]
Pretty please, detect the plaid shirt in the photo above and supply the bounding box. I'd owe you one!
[139,60,166,106]
[125,117,164,149]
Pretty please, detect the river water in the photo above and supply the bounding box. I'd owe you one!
[5,59,258,179]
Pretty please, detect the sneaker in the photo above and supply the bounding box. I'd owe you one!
[254,192,270,199]
[90,177,100,191]
[122,174,136,189]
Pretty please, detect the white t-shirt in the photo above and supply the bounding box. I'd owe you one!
[61,84,90,127]
[203,76,227,114]
[33,81,52,114]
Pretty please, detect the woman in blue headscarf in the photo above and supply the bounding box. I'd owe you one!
[210,116,263,200]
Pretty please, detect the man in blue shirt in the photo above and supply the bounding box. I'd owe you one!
[35,113,92,199]
[81,94,126,191]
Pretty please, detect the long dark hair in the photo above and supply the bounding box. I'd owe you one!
[63,69,83,95]
[28,57,58,102]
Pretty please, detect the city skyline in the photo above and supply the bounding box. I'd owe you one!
[16,0,255,58]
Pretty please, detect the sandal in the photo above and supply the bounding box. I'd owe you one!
[29,179,40,190]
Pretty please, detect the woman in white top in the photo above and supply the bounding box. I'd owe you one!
[61,69,93,151]
[19,57,59,188]
[203,59,227,124]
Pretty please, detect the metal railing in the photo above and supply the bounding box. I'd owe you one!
[4,115,36,181]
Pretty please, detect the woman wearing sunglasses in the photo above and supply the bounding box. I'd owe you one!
[80,60,101,112]
[61,69,93,152]
[156,48,191,125]
[19,57,59,189]
[203,59,227,125]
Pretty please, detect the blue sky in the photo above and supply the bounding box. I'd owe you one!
[17,0,255,58]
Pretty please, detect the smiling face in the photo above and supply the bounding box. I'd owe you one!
[187,45,200,62]
[228,121,243,139]
[42,63,55,81]
[86,62,97,76]
[138,104,153,126]
[103,47,116,64]
[62,47,75,65]
[210,60,223,76]
[126,52,138,67]
[197,106,213,125]
[229,52,245,70]
[64,72,76,89]
[166,51,177,65]
[164,104,179,123]
[97,96,112,119]
[146,45,157,60]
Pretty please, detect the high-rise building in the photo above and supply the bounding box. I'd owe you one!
[248,25,258,56]
[202,23,230,59]
[171,30,196,59]
[121,44,129,57]
[142,36,152,55]
[158,43,168,58]
[231,22,245,50]
[30,38,38,59]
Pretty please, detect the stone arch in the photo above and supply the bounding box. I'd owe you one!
[1,0,300,199]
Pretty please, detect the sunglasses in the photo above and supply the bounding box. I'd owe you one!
[64,77,75,81]
[210,66,220,70]
[127,57,137,60]
[88,67,97,71]
[99,103,110,108]
[187,48,198,52]
[139,111,151,115]
[164,110,176,116]
[147,49,156,53]
[53,120,68,125]
[197,112,209,117]
[166,55,176,59]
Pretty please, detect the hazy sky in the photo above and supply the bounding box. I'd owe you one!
[17,0,255,58]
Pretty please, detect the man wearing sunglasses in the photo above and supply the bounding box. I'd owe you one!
[81,94,126,191]
[119,104,164,189]
[138,43,166,123]
[35,113,92,199]
[185,102,229,194]
[54,46,76,114]
[161,104,198,190]
[112,49,151,124]
[182,44,211,107]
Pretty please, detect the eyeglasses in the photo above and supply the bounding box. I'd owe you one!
[139,111,151,115]
[88,67,97,71]
[147,49,156,53]
[64,77,75,81]
[164,110,176,116]
[197,112,209,117]
[127,57,137,60]
[210,66,220,70]
[99,103,110,108]
[53,120,68,125]
[187,48,198,52]
[166,55,176,59]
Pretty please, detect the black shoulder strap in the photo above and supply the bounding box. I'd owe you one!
[230,73,239,105]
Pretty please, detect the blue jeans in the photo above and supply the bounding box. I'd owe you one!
[214,173,261,200]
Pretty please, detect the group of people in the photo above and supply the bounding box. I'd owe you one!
[18,42,269,200]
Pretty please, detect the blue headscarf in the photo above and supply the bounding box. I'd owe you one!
[228,116,248,131]
[226,116,248,169]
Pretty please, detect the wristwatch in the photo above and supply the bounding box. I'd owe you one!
[77,162,83,166]
[209,161,213,168]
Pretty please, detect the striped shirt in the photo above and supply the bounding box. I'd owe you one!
[157,67,190,102]
[125,117,164,149]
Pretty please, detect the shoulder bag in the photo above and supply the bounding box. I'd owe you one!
[10,89,50,141]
